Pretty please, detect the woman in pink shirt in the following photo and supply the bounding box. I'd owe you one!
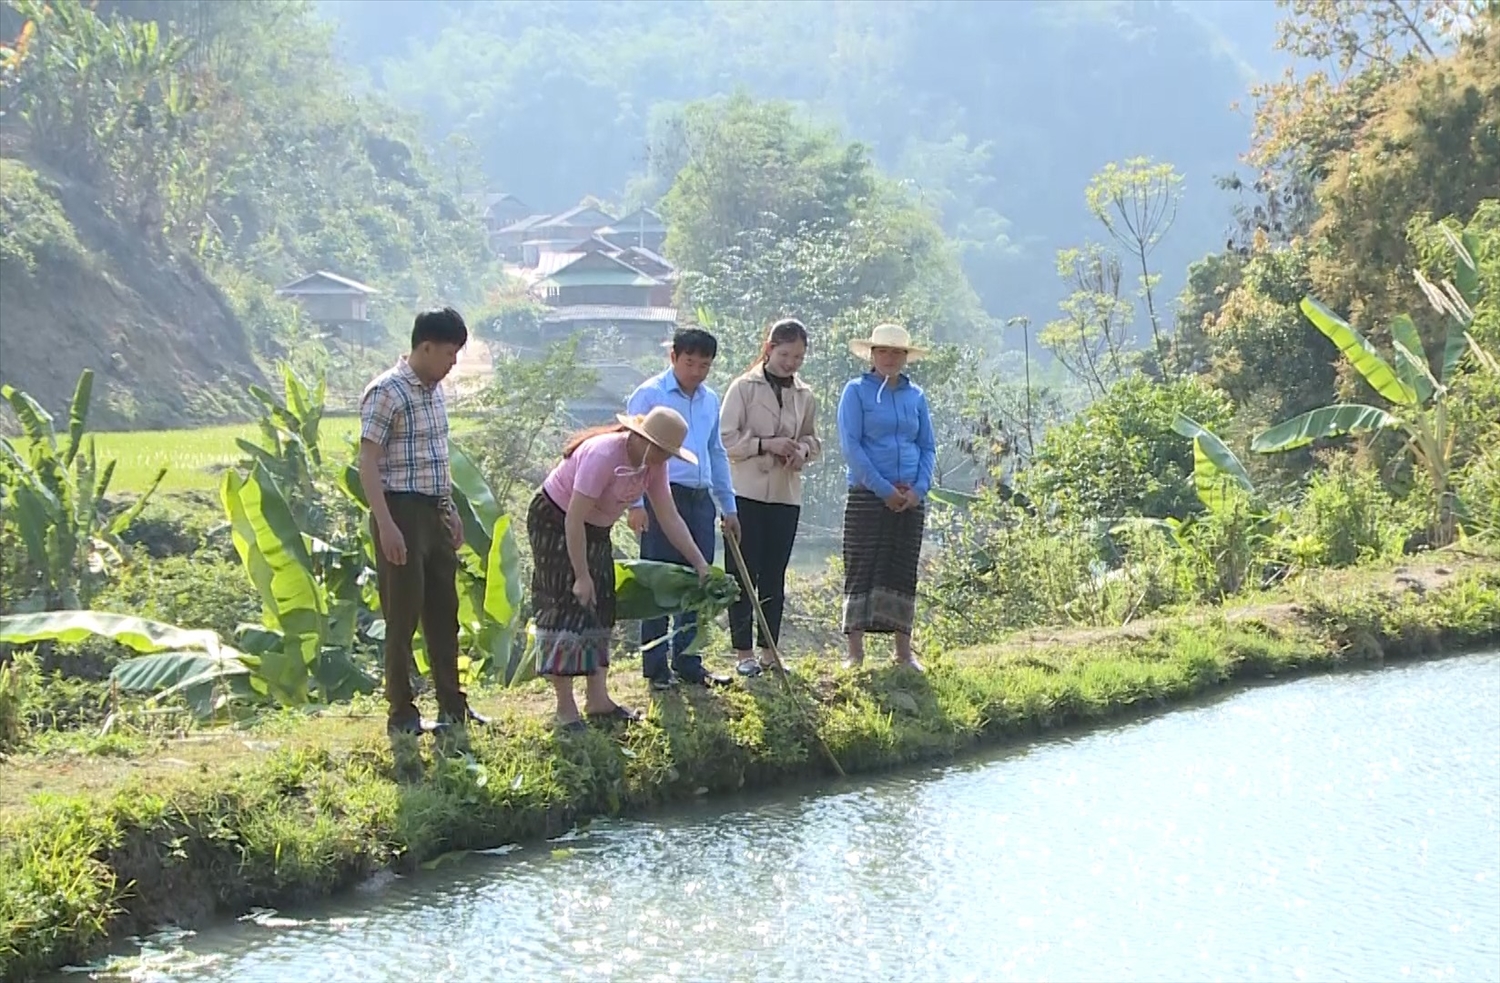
[528,405,711,729]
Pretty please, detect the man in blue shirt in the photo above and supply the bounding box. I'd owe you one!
[626,327,742,689]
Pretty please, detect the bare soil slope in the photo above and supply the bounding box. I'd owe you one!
[0,159,264,432]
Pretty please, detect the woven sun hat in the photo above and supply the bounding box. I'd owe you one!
[616,405,698,466]
[848,323,928,362]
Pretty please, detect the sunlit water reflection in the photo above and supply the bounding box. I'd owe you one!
[67,652,1500,982]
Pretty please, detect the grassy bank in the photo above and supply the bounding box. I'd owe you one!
[3,558,1499,979]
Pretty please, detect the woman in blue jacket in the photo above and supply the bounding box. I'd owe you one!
[836,323,936,672]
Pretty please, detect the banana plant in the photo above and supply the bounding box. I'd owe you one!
[221,462,377,706]
[235,362,328,534]
[1251,295,1490,546]
[0,370,164,611]
[0,610,255,720]
[1171,412,1255,515]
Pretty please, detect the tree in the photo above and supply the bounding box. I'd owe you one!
[1085,157,1184,371]
[1038,243,1135,399]
[660,93,878,285]
[1307,23,1500,336]
[1247,0,1490,176]
[1023,375,1236,522]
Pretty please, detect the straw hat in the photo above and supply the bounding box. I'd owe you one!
[616,406,698,466]
[848,323,928,362]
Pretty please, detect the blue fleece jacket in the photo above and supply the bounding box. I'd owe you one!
[836,371,937,501]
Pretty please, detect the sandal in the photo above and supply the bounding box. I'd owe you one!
[735,658,763,678]
[557,718,587,733]
[895,655,926,674]
[586,703,643,723]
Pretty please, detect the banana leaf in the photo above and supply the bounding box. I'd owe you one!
[1389,314,1438,405]
[451,441,501,561]
[1441,325,1470,385]
[62,369,93,468]
[1300,297,1417,407]
[614,559,740,622]
[1171,413,1254,514]
[0,610,229,656]
[1252,403,1401,454]
[221,464,325,704]
[483,515,522,626]
[111,651,255,719]
[928,487,979,509]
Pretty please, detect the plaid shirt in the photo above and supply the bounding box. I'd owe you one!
[360,357,451,499]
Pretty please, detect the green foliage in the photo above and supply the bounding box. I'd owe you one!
[6,0,205,239]
[235,363,329,533]
[0,661,21,751]
[1276,455,1417,569]
[92,554,258,642]
[1038,243,1137,397]
[1025,375,1236,521]
[3,0,490,363]
[220,463,328,705]
[469,339,600,507]
[1309,24,1500,330]
[613,560,740,652]
[1254,225,1497,543]
[0,371,164,611]
[0,158,84,272]
[1172,412,1255,514]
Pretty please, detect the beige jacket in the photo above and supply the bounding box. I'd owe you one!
[720,367,821,506]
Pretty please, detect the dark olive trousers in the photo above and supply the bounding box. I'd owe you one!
[372,492,467,727]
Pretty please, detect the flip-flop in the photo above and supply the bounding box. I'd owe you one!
[586,704,643,723]
[556,718,587,733]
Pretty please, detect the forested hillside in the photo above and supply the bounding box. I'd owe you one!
[319,0,1267,350]
[0,0,492,428]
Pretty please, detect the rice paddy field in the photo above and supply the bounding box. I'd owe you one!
[10,416,482,493]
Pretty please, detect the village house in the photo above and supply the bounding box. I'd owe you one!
[274,271,380,334]
[482,194,685,422]
[520,203,619,267]
[490,213,550,262]
[471,193,534,253]
[597,207,668,254]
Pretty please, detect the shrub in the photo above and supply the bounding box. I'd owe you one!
[92,554,259,642]
[1278,455,1417,569]
[1024,375,1235,521]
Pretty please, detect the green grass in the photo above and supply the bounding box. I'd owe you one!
[1,560,1497,980]
[8,417,483,494]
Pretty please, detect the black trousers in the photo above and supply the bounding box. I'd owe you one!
[726,495,802,652]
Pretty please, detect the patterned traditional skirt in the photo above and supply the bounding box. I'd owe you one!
[527,490,616,676]
[841,487,926,635]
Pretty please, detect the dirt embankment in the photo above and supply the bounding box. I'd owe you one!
[0,159,265,432]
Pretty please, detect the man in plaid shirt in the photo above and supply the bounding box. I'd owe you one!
[357,306,485,736]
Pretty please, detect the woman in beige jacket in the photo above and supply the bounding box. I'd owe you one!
[719,318,821,677]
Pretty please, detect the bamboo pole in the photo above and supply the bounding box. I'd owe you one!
[724,531,846,778]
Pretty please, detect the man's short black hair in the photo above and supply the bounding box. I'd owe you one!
[671,326,717,359]
[412,306,468,349]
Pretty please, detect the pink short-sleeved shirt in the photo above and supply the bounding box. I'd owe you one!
[542,432,670,527]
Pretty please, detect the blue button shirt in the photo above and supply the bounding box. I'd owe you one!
[626,368,738,515]
[837,371,936,501]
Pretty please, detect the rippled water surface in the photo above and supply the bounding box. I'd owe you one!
[77,653,1500,982]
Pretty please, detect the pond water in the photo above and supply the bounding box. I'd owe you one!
[68,652,1500,982]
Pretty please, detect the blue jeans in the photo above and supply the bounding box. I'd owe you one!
[640,484,718,680]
